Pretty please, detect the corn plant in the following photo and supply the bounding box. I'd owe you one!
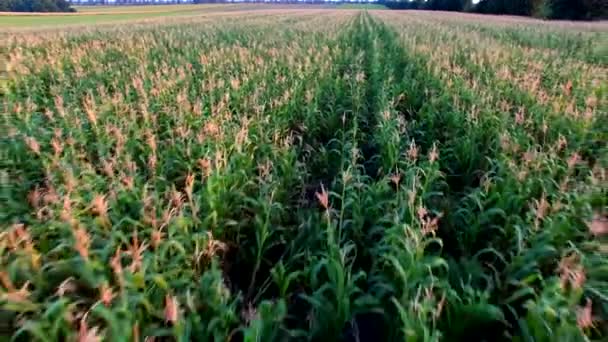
[2,8,606,342]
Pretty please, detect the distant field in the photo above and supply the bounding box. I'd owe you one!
[0,4,300,28]
[73,4,227,13]
[1,12,184,28]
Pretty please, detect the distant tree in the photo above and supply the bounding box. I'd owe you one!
[526,0,607,19]
[462,0,475,11]
[382,0,422,10]
[472,0,606,19]
[386,0,466,11]
[583,0,608,19]
[557,0,606,19]
[0,0,74,12]
[476,0,536,15]
[531,0,552,18]
[406,0,420,9]
[445,0,467,11]
[505,0,533,15]
[545,0,587,19]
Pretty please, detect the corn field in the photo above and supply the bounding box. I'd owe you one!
[1,8,607,341]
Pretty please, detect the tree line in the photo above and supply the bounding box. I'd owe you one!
[0,0,74,12]
[382,0,607,20]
